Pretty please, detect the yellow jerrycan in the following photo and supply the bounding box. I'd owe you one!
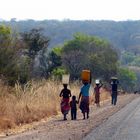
[81,70,91,82]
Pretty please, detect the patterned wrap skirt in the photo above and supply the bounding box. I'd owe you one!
[95,93,100,104]
[80,96,89,113]
[61,98,70,115]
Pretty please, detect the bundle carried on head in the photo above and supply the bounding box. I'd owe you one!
[81,70,91,83]
[62,74,70,84]
[110,76,119,84]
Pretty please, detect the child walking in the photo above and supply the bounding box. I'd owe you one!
[70,95,78,120]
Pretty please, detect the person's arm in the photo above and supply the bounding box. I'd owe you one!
[69,90,72,97]
[99,83,103,88]
[78,92,82,103]
[90,74,92,84]
[59,90,63,97]
[70,101,72,107]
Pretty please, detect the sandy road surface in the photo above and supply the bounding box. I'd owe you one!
[1,94,138,140]
[84,95,140,140]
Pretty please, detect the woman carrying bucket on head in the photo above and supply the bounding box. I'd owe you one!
[94,79,103,107]
[60,74,71,120]
[78,70,91,119]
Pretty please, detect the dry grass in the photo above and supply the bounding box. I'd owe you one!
[0,80,110,131]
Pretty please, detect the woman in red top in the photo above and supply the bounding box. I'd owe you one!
[94,80,103,107]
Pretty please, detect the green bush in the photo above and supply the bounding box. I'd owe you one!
[118,67,137,92]
[51,68,66,80]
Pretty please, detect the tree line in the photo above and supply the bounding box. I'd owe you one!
[2,19,140,68]
[0,25,137,92]
[2,19,140,50]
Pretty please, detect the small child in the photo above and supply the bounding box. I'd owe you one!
[70,95,78,120]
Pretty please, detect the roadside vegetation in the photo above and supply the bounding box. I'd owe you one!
[0,24,138,130]
[0,80,110,130]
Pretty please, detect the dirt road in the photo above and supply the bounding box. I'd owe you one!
[1,94,138,140]
[84,94,140,140]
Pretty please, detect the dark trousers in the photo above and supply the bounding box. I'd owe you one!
[112,92,117,105]
[71,109,77,120]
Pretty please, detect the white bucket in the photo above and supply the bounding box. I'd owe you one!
[95,79,100,84]
[62,74,70,84]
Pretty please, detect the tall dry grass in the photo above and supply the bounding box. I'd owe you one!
[0,80,110,130]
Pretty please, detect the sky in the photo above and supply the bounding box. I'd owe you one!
[0,0,140,21]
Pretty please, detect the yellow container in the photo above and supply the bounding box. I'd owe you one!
[81,70,91,82]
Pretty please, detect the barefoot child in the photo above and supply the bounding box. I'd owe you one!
[70,95,78,120]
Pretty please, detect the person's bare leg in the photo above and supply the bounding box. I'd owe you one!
[64,114,67,120]
[83,113,85,119]
[87,111,89,119]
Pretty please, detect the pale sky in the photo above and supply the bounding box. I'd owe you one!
[0,0,140,21]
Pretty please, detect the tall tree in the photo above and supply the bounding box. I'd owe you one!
[62,33,118,81]
[0,25,28,85]
[37,47,63,78]
[22,28,50,77]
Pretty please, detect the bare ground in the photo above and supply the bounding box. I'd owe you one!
[0,94,138,140]
[84,94,140,140]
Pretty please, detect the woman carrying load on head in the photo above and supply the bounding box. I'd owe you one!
[60,84,71,120]
[94,80,103,107]
[78,80,91,119]
[110,77,119,105]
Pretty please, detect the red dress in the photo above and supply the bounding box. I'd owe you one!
[94,86,101,104]
[61,98,70,115]
[60,88,71,115]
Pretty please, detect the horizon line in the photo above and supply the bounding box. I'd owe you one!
[1,18,140,22]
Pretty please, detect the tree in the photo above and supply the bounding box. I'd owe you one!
[0,25,16,84]
[0,25,11,46]
[33,46,63,78]
[22,28,50,77]
[62,33,118,81]
[62,50,87,79]
[0,25,29,85]
[22,28,50,58]
[118,67,137,92]
[51,67,66,80]
[48,47,62,72]
[121,52,135,65]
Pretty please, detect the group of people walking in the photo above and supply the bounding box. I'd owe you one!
[60,77,119,121]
